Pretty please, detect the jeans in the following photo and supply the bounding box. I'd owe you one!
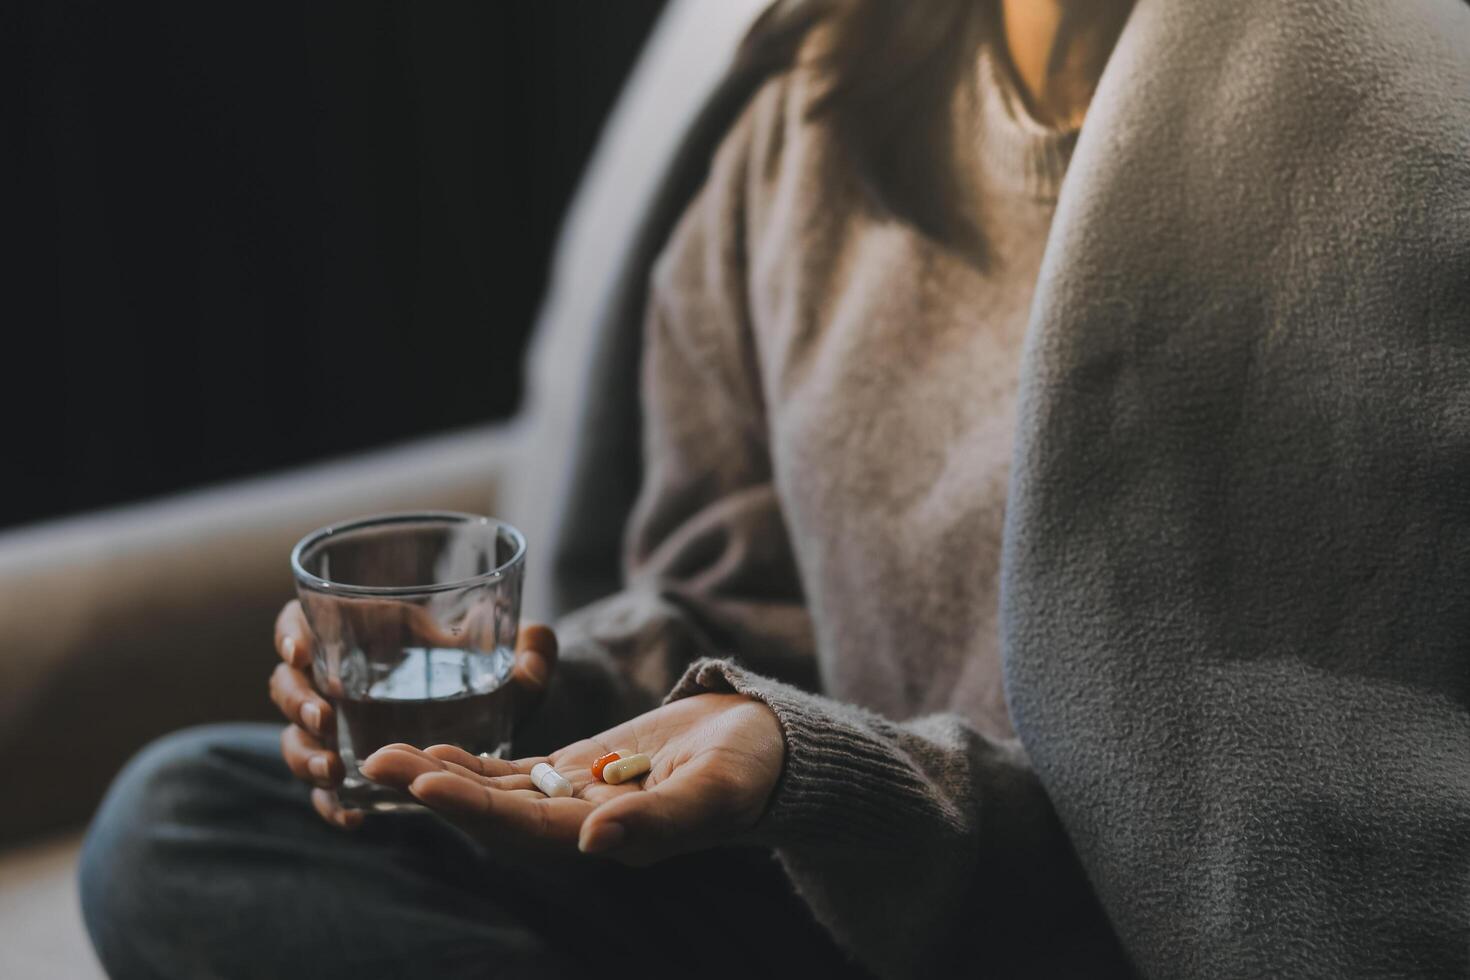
[79,724,861,980]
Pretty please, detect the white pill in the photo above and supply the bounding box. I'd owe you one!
[530,762,573,798]
[601,753,652,786]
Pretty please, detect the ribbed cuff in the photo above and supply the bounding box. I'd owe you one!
[666,658,957,852]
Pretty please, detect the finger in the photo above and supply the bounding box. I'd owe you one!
[407,771,586,848]
[268,662,332,738]
[417,746,538,791]
[281,725,343,788]
[311,788,364,831]
[480,773,539,792]
[358,743,447,788]
[274,600,314,670]
[578,768,736,865]
[411,767,536,794]
[511,623,558,713]
[422,744,522,777]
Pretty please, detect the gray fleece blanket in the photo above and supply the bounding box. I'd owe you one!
[549,0,1470,974]
[1002,0,1470,975]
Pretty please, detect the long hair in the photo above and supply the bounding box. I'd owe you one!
[741,0,991,254]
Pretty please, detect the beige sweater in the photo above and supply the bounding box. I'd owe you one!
[527,41,1123,979]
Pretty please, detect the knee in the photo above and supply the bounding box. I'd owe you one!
[79,723,285,974]
[81,724,252,903]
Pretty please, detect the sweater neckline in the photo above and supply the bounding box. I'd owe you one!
[974,43,1080,203]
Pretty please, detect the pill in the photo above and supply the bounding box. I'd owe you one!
[591,751,621,781]
[530,762,573,798]
[601,753,651,785]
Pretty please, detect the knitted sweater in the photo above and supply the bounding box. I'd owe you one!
[528,38,1128,979]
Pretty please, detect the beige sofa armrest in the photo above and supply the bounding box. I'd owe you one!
[0,424,522,844]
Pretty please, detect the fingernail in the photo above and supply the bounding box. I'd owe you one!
[301,701,322,734]
[309,755,331,783]
[282,636,297,662]
[579,821,626,855]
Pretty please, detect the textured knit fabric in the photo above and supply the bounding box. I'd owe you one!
[525,35,1128,980]
[528,34,1073,739]
[531,0,1470,977]
[627,39,1074,740]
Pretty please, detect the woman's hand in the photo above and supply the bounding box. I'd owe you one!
[268,598,559,829]
[359,693,784,866]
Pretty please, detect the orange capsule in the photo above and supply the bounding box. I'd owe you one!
[591,751,621,781]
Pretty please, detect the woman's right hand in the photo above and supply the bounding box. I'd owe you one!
[268,599,560,830]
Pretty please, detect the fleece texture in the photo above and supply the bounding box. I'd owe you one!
[999,0,1470,976]
[534,0,1470,977]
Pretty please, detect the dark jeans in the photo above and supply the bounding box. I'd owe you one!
[79,724,862,980]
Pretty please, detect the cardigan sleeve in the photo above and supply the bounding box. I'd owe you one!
[664,659,1125,979]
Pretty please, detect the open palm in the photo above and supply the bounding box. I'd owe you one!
[359,693,783,866]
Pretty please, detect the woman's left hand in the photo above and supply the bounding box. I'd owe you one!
[359,693,784,865]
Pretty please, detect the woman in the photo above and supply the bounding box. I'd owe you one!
[80,0,1470,977]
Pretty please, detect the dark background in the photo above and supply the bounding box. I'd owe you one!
[3,0,667,530]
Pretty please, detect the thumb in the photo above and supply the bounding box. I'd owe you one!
[578,771,733,865]
[511,623,558,708]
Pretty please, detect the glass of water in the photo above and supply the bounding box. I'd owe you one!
[290,512,525,812]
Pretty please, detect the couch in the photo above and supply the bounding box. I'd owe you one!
[0,2,768,974]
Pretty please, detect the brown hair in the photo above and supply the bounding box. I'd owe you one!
[741,0,992,255]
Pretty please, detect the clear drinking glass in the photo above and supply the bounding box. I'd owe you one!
[290,512,525,812]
